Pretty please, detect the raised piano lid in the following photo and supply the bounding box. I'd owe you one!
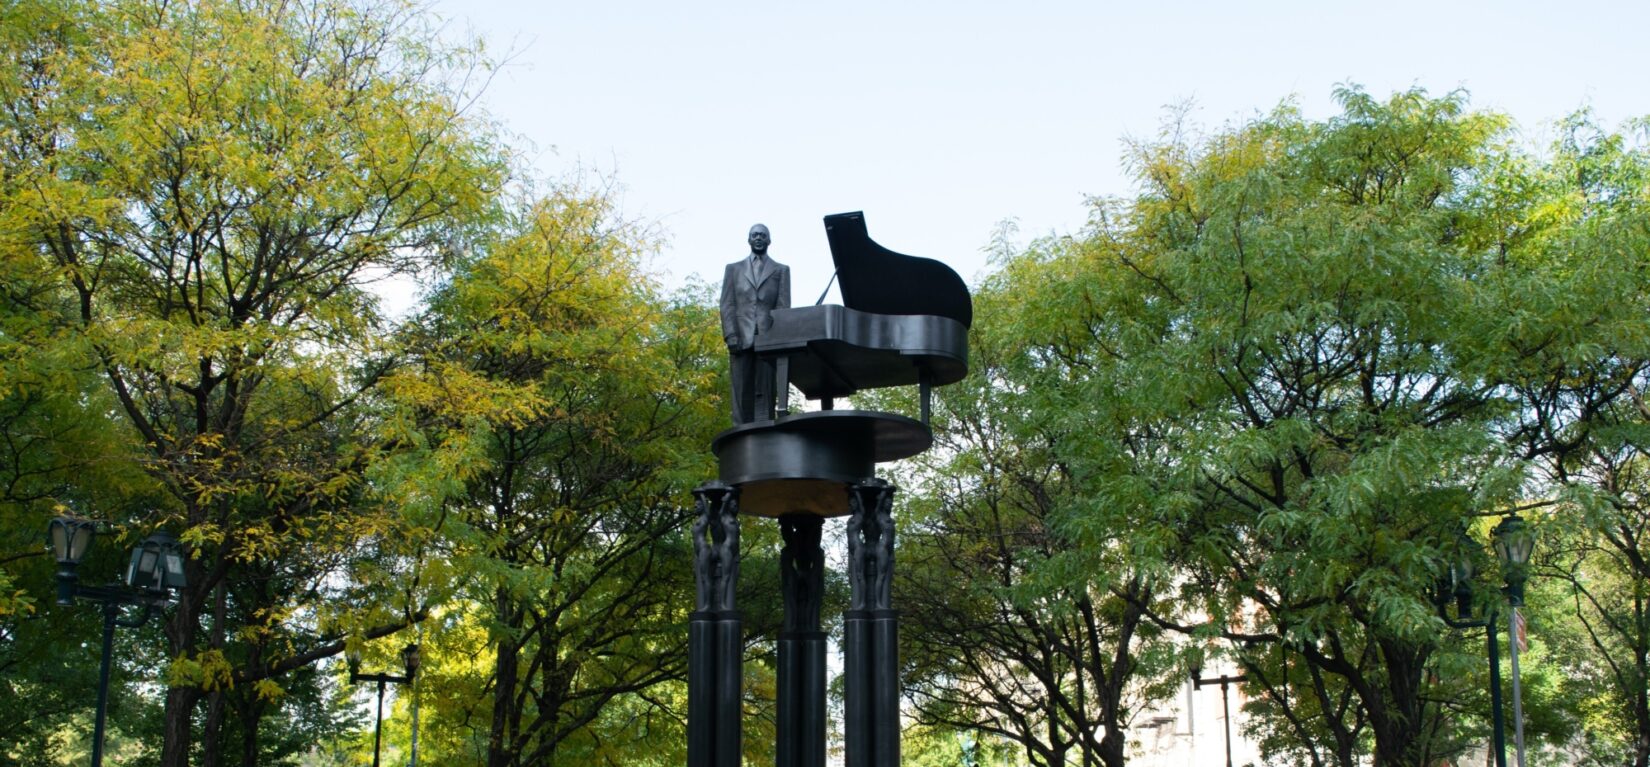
[824,211,972,328]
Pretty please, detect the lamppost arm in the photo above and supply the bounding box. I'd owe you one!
[1191,670,1247,767]
[1435,601,1508,767]
[347,647,418,767]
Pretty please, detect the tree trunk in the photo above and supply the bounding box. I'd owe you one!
[161,569,203,767]
[1635,622,1649,767]
[1364,638,1433,767]
[200,582,228,767]
[162,685,201,767]
[201,692,225,767]
[1097,726,1125,767]
[488,588,520,767]
[238,696,264,767]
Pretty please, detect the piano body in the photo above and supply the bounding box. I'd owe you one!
[712,211,972,517]
[758,211,971,415]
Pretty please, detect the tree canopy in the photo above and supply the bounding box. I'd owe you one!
[895,89,1650,767]
[2,1,1648,764]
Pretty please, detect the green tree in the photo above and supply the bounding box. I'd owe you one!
[0,0,504,762]
[899,263,1178,767]
[1507,113,1650,767]
[969,88,1571,767]
[382,190,750,766]
[1,1,178,760]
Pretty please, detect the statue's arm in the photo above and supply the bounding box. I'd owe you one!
[720,263,737,347]
[777,265,791,310]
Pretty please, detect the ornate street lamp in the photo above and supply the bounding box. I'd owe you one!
[349,642,419,767]
[1435,532,1507,767]
[1493,514,1534,767]
[1492,514,1533,605]
[49,516,97,605]
[47,517,188,767]
[125,531,187,594]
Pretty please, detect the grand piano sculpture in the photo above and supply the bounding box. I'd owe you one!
[689,212,971,767]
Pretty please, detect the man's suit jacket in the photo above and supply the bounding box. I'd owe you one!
[721,256,790,350]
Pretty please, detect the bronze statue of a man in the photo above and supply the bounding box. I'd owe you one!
[720,223,790,424]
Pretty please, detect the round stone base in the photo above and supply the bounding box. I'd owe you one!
[710,411,930,518]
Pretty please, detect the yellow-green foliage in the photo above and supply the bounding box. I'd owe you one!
[1,0,507,762]
[367,186,729,766]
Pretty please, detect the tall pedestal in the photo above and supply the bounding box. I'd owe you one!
[776,514,826,767]
[704,412,925,767]
[843,479,900,767]
[689,483,742,767]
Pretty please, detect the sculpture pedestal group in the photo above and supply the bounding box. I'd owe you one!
[690,428,906,767]
[691,211,971,767]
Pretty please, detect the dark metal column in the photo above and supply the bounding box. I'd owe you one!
[1487,611,1508,767]
[843,478,899,767]
[777,514,826,767]
[92,603,118,767]
[690,482,743,767]
[372,679,387,767]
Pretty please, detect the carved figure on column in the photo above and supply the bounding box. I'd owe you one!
[693,506,714,612]
[687,482,743,767]
[715,490,741,612]
[847,478,897,611]
[693,483,741,613]
[720,224,791,425]
[868,482,895,610]
[846,498,866,610]
[779,515,825,632]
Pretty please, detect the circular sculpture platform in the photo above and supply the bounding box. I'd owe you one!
[710,410,931,518]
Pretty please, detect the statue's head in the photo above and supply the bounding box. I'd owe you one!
[748,224,770,255]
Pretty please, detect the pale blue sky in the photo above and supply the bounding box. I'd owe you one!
[426,0,1647,302]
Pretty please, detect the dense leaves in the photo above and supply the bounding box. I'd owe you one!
[3,0,496,763]
[898,306,1177,767]
[898,90,1650,766]
[1,0,745,764]
[380,190,732,766]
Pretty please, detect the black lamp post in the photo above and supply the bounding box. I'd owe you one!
[1436,532,1508,767]
[1492,514,1534,767]
[1190,660,1246,767]
[48,516,188,767]
[348,642,419,767]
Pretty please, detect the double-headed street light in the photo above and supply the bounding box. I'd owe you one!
[1437,532,1507,767]
[1436,513,1536,767]
[48,516,188,767]
[348,642,420,767]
